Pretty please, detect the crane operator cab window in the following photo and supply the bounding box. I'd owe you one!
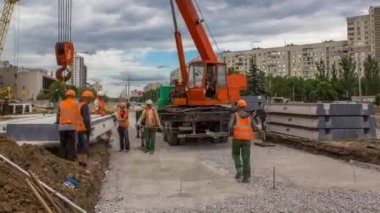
[188,63,204,88]
[205,64,216,99]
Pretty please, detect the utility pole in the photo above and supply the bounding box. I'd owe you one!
[128,76,130,101]
[358,66,362,102]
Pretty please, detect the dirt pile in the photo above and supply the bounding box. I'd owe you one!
[0,136,109,212]
[267,134,380,165]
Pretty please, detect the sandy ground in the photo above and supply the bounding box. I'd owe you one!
[96,113,380,212]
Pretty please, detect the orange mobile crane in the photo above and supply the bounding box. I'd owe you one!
[158,0,247,146]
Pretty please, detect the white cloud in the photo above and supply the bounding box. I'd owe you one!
[2,0,380,97]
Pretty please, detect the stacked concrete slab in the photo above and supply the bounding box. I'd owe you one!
[265,103,377,141]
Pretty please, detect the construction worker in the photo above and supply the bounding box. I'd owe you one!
[77,91,94,169]
[228,99,255,183]
[57,89,79,161]
[93,91,107,116]
[116,102,130,152]
[137,99,162,154]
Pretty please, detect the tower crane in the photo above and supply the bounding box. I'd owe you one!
[0,0,19,59]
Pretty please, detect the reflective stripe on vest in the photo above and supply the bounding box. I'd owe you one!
[118,109,129,128]
[76,102,87,132]
[59,98,80,125]
[233,112,254,140]
[145,107,158,127]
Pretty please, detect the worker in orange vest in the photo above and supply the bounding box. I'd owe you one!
[116,102,130,152]
[93,91,107,116]
[228,99,255,183]
[77,91,94,169]
[137,99,162,154]
[57,89,79,161]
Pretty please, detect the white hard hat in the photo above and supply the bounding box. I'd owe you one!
[145,99,153,105]
[97,91,105,96]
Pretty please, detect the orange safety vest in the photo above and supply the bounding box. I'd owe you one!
[233,112,254,141]
[144,107,158,127]
[76,102,87,132]
[59,98,80,127]
[95,98,106,116]
[117,109,129,128]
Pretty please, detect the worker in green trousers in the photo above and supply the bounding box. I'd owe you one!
[229,99,255,183]
[137,99,162,154]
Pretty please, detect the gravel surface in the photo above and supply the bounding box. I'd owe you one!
[96,146,380,213]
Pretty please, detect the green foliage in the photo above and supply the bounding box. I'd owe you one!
[315,60,328,80]
[143,89,159,102]
[242,64,266,95]
[243,55,365,102]
[376,94,380,106]
[338,56,357,99]
[47,81,78,102]
[36,90,48,100]
[228,67,240,75]
[363,55,380,95]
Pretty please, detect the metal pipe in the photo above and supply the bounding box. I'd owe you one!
[0,154,87,213]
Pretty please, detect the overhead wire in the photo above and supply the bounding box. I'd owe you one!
[193,0,221,53]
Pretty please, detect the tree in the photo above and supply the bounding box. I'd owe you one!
[243,64,266,95]
[48,81,78,102]
[331,62,338,81]
[315,60,328,80]
[363,55,380,95]
[338,56,357,99]
[143,89,159,102]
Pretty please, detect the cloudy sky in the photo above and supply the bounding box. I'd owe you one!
[3,0,380,97]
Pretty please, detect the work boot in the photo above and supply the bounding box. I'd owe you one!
[241,178,250,183]
[234,173,241,180]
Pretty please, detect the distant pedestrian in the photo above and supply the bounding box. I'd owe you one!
[116,102,130,152]
[57,89,78,161]
[228,99,255,183]
[77,91,94,169]
[137,99,162,154]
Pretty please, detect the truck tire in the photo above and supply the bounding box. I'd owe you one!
[168,130,179,146]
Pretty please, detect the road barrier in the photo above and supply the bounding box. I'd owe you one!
[264,103,377,141]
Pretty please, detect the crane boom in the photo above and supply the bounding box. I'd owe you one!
[0,0,18,59]
[174,0,217,62]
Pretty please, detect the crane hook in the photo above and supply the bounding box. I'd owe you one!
[55,66,72,82]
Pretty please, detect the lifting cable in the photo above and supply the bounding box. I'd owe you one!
[58,0,72,42]
[193,0,221,53]
[56,0,73,82]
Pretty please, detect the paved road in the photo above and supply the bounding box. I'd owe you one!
[96,112,380,212]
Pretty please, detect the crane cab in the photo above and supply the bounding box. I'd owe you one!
[173,61,229,106]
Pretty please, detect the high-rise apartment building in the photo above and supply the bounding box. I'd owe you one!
[70,54,87,88]
[347,6,380,76]
[219,41,348,78]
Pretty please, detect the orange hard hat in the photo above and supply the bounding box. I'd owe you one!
[65,89,76,97]
[237,99,247,108]
[82,90,94,98]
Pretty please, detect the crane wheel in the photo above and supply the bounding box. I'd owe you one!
[56,67,72,82]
